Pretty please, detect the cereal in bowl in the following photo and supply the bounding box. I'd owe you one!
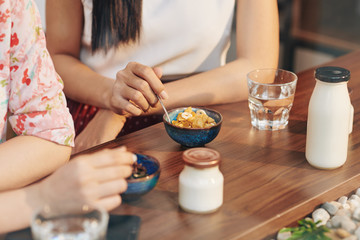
[172,107,216,128]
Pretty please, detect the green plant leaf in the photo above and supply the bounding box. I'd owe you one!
[279,218,331,240]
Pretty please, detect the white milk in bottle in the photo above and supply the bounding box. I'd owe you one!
[179,148,223,214]
[306,66,353,169]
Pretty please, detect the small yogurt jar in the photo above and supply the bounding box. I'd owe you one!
[179,148,223,214]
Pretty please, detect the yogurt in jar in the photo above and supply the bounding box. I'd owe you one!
[179,148,223,214]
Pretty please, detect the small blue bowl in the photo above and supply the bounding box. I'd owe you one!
[121,154,160,201]
[163,107,223,147]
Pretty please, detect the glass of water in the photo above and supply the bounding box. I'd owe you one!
[247,68,298,130]
[31,204,109,240]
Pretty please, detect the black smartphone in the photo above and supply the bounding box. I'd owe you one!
[107,215,141,240]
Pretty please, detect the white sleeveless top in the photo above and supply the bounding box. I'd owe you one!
[80,0,235,80]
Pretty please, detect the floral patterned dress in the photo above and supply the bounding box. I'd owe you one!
[0,0,74,146]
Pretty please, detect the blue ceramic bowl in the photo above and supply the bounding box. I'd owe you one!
[121,154,160,201]
[163,107,223,147]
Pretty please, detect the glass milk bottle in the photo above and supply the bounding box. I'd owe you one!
[179,148,223,214]
[306,66,353,169]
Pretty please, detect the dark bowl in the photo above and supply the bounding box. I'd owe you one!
[163,107,223,147]
[121,154,160,201]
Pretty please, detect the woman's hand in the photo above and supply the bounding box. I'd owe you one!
[110,63,168,116]
[38,147,135,211]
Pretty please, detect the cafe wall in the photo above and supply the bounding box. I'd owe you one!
[278,0,360,72]
[228,0,360,72]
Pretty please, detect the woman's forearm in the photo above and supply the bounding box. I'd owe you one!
[162,59,253,110]
[51,54,114,109]
[0,136,71,191]
[0,184,43,234]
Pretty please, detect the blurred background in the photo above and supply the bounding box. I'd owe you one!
[227,0,360,72]
[35,0,360,73]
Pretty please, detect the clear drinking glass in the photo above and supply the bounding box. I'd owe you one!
[247,68,298,130]
[31,205,109,240]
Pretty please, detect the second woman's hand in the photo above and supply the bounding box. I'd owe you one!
[37,147,135,211]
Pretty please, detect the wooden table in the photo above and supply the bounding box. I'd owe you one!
[78,51,360,240]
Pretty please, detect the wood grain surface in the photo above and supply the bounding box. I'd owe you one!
[76,51,360,240]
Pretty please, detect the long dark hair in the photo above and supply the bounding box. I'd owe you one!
[91,0,142,53]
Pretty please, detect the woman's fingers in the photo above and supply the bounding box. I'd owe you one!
[112,95,143,116]
[113,72,150,114]
[114,80,151,113]
[153,66,162,79]
[94,165,133,183]
[40,147,134,213]
[153,67,168,99]
[114,62,168,114]
[127,62,165,100]
[97,178,128,199]
[91,147,133,184]
[111,149,136,166]
[96,195,122,211]
[117,65,157,107]
[89,147,135,167]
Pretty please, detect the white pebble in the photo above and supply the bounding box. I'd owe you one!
[339,196,348,205]
[354,227,360,239]
[342,219,357,233]
[326,221,333,228]
[322,202,339,215]
[349,194,360,202]
[343,203,351,210]
[349,199,360,211]
[355,188,360,197]
[277,230,291,240]
[331,215,348,228]
[353,207,360,221]
[312,208,330,225]
[336,208,352,217]
[330,200,342,209]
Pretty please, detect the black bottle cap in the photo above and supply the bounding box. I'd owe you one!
[315,66,350,83]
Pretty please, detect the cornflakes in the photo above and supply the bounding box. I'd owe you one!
[172,107,216,128]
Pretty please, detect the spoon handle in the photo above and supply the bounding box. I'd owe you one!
[157,95,171,122]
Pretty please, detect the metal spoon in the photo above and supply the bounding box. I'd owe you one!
[157,95,171,122]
